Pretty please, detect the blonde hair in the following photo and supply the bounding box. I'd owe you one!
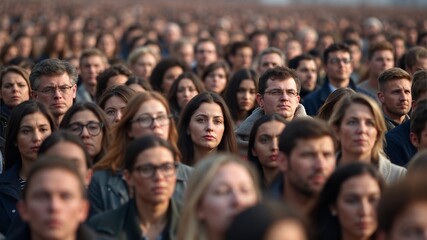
[329,93,386,164]
[127,46,159,66]
[93,91,179,171]
[176,153,261,240]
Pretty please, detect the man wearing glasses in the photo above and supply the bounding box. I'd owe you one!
[235,66,307,155]
[303,43,358,116]
[30,59,78,125]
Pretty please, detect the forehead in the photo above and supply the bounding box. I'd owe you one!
[135,146,174,165]
[81,55,104,64]
[70,110,99,122]
[257,120,286,135]
[193,102,223,116]
[261,53,283,62]
[179,78,196,87]
[384,78,411,88]
[136,99,167,114]
[38,73,72,87]
[209,162,253,186]
[266,78,297,90]
[297,59,317,68]
[26,168,82,197]
[292,136,335,152]
[327,50,350,59]
[21,112,49,126]
[197,41,216,50]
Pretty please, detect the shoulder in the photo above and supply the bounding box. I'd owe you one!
[378,155,407,184]
[235,107,264,135]
[176,163,193,181]
[88,201,130,235]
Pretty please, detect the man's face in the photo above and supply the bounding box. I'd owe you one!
[79,56,106,86]
[280,136,336,197]
[258,53,284,75]
[296,59,317,92]
[18,169,89,240]
[257,78,300,121]
[230,47,253,70]
[32,73,77,119]
[378,79,412,119]
[369,50,394,78]
[195,41,218,68]
[325,51,353,85]
[409,57,427,75]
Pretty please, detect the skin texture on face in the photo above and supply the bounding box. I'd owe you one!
[195,41,218,68]
[237,79,257,112]
[106,75,128,89]
[43,142,91,186]
[258,53,283,75]
[204,68,227,94]
[409,58,427,75]
[378,79,412,121]
[32,73,77,119]
[18,112,52,163]
[0,72,30,107]
[80,56,106,88]
[257,78,300,121]
[369,50,394,78]
[188,102,225,152]
[388,202,427,240]
[68,110,103,160]
[162,66,183,95]
[97,35,116,59]
[325,51,353,87]
[332,174,381,240]
[176,79,198,110]
[280,136,336,197]
[132,54,157,79]
[252,35,269,55]
[296,60,317,92]
[125,146,176,204]
[128,99,170,140]
[252,121,286,171]
[198,162,258,237]
[285,41,302,61]
[18,169,89,240]
[104,96,127,125]
[264,220,307,240]
[231,47,253,71]
[336,103,378,162]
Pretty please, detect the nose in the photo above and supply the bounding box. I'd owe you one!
[48,196,61,213]
[272,137,279,151]
[80,126,90,137]
[359,199,371,217]
[115,110,123,123]
[206,120,214,131]
[33,130,43,142]
[231,190,246,208]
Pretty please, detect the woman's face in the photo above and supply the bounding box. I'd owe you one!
[68,110,103,159]
[98,34,116,58]
[128,99,170,140]
[332,174,381,240]
[104,96,127,125]
[1,72,30,107]
[17,112,52,162]
[132,54,157,79]
[204,67,227,94]
[237,79,256,112]
[125,146,176,204]
[336,103,378,160]
[252,120,286,171]
[188,102,225,152]
[43,141,90,186]
[388,201,427,240]
[176,78,199,110]
[198,162,259,236]
[162,66,183,94]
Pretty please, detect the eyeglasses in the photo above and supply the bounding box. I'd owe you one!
[264,89,298,98]
[328,57,352,65]
[68,121,103,136]
[131,114,171,128]
[133,163,178,179]
[37,85,74,96]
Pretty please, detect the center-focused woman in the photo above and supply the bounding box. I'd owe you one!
[178,92,237,166]
[329,93,406,183]
[89,92,192,216]
[89,136,181,240]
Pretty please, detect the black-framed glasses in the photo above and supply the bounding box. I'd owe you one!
[68,121,103,136]
[132,163,178,179]
[264,89,298,98]
[37,85,74,96]
[131,114,172,128]
[328,57,352,65]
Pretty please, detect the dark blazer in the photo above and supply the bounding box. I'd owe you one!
[303,77,358,116]
[89,199,180,240]
[385,120,417,167]
[0,164,21,234]
[88,163,192,216]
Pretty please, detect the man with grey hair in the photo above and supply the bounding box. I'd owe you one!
[30,59,77,125]
[256,47,286,75]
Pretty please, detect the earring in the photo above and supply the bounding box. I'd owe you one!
[331,210,337,216]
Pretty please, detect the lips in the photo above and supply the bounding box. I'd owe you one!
[203,135,216,141]
[269,154,278,161]
[152,186,167,194]
[30,146,40,152]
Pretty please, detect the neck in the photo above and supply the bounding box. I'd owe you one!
[262,167,279,187]
[55,115,63,126]
[342,232,371,240]
[340,150,372,165]
[382,109,406,125]
[84,83,96,97]
[283,178,314,213]
[193,146,216,164]
[329,77,350,88]
[206,229,223,240]
[136,197,169,228]
[368,73,379,89]
[19,158,33,180]
[33,233,75,240]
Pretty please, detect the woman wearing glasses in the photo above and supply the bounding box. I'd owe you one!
[89,92,192,216]
[59,102,110,165]
[89,136,181,239]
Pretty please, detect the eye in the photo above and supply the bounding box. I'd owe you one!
[196,117,206,123]
[213,118,223,125]
[39,127,50,133]
[106,109,116,116]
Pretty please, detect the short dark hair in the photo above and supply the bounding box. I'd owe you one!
[367,41,394,60]
[288,53,316,70]
[228,41,253,56]
[405,46,427,72]
[378,67,411,91]
[258,66,300,95]
[97,85,137,110]
[194,38,219,55]
[412,70,427,102]
[95,64,134,100]
[22,155,87,200]
[410,99,427,139]
[125,76,153,91]
[149,57,187,93]
[29,59,78,90]
[323,43,351,64]
[279,118,336,157]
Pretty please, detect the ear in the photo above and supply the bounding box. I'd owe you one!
[256,93,264,108]
[197,202,205,220]
[72,84,77,99]
[377,91,385,104]
[123,169,134,188]
[412,100,417,110]
[84,169,93,187]
[277,152,289,172]
[78,199,90,222]
[32,90,38,99]
[251,148,258,157]
[332,125,340,141]
[127,128,134,139]
[410,132,420,149]
[17,200,29,222]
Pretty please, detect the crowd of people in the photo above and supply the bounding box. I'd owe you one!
[1,0,427,239]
